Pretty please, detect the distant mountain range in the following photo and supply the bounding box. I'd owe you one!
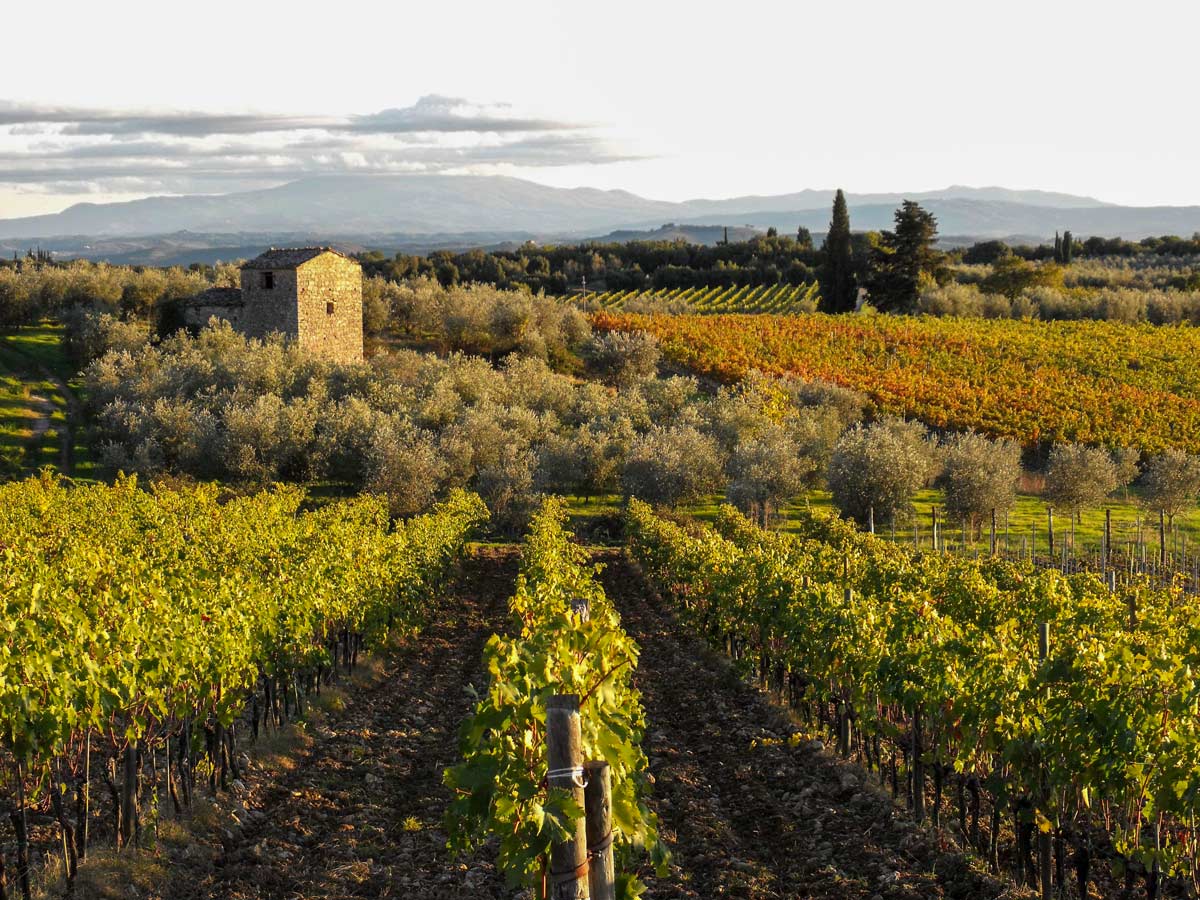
[0,175,1197,264]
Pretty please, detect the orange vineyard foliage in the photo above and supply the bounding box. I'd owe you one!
[592,311,1200,452]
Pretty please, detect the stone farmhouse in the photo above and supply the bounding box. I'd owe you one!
[184,248,363,363]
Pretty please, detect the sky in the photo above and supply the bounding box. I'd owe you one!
[1,0,1197,218]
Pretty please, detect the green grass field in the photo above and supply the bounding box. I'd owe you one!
[563,486,1200,559]
[0,322,95,480]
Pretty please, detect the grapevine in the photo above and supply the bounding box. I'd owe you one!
[626,498,1200,896]
[445,497,667,898]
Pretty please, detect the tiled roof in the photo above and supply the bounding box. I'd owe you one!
[241,247,355,270]
[186,287,244,306]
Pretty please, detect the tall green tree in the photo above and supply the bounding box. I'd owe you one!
[1053,231,1063,263]
[1062,229,1074,264]
[819,189,855,312]
[869,200,946,313]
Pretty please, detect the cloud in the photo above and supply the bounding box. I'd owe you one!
[0,95,635,195]
[348,95,583,134]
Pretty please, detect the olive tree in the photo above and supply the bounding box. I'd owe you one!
[788,405,853,485]
[1111,446,1141,499]
[62,307,152,365]
[361,275,397,336]
[827,418,940,526]
[1139,450,1200,525]
[620,424,724,508]
[475,445,540,537]
[585,331,661,387]
[1044,443,1119,517]
[365,425,448,517]
[725,424,814,525]
[536,419,633,502]
[938,431,1022,532]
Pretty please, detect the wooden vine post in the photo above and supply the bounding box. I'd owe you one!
[1104,508,1112,572]
[1159,509,1167,573]
[990,508,997,556]
[546,695,590,900]
[1046,507,1054,559]
[584,761,616,900]
[1037,623,1052,900]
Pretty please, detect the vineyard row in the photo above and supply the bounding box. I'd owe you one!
[446,498,667,898]
[626,499,1200,899]
[590,281,820,314]
[0,476,487,898]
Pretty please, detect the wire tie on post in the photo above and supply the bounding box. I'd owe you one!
[546,766,588,788]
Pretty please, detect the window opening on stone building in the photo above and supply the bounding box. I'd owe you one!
[327,301,336,315]
[262,271,275,289]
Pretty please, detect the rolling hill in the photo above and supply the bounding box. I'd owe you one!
[1,176,1197,257]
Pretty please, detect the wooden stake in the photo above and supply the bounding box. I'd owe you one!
[1159,509,1167,573]
[1037,624,1052,900]
[584,761,615,900]
[1104,508,1112,572]
[120,740,137,850]
[546,696,590,900]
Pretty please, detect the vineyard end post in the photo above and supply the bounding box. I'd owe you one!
[547,695,590,900]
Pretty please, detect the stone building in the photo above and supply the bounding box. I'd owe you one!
[184,247,363,363]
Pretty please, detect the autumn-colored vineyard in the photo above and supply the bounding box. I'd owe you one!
[592,311,1200,452]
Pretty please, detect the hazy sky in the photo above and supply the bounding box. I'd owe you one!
[1,0,1197,217]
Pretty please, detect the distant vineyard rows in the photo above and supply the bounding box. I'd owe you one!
[590,282,820,314]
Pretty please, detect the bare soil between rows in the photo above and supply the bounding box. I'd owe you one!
[99,547,1027,900]
[597,550,1025,900]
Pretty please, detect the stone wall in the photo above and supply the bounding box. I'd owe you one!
[294,254,364,363]
[239,267,300,341]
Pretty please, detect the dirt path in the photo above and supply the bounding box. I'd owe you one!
[1,340,79,473]
[27,393,52,440]
[597,550,1025,900]
[36,371,76,472]
[165,548,517,900]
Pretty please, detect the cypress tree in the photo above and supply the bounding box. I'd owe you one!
[820,189,855,312]
[1062,230,1073,264]
[1053,231,1062,264]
